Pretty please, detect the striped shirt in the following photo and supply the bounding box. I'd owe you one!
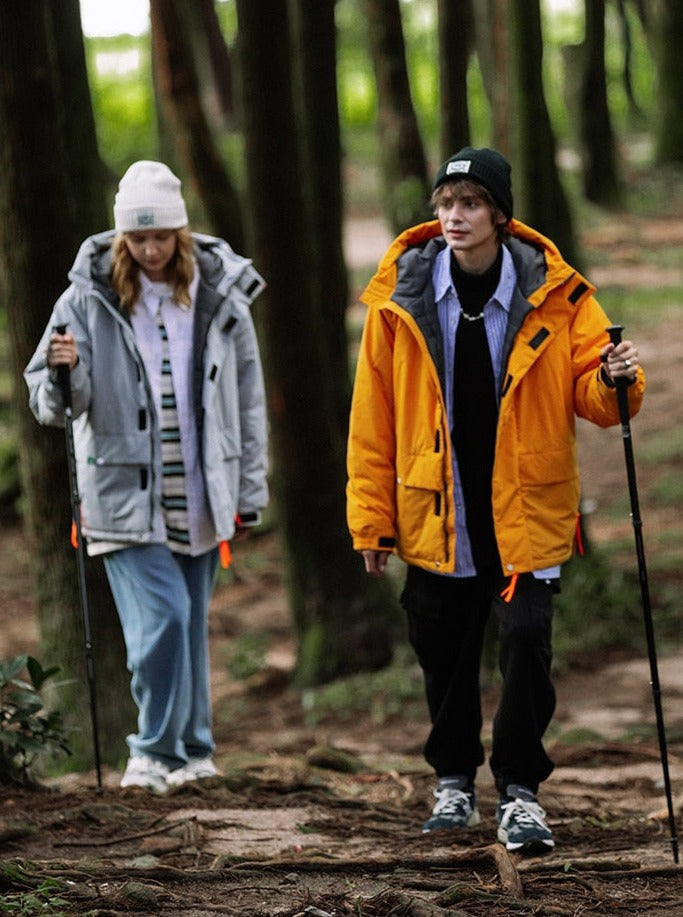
[433,243,559,580]
[130,271,216,555]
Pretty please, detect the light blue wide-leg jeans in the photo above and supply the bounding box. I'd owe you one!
[103,544,219,769]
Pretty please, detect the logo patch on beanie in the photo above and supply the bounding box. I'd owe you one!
[446,160,472,175]
[135,210,156,227]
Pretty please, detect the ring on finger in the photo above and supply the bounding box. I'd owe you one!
[624,359,632,369]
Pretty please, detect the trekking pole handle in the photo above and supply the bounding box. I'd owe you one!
[53,323,72,411]
[606,324,631,426]
[607,324,624,347]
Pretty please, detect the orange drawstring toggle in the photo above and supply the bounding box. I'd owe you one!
[219,540,232,569]
[500,573,519,604]
[70,519,79,549]
[575,512,585,556]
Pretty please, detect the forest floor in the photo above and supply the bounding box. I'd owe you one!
[2,193,683,915]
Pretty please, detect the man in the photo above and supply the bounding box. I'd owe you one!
[346,147,644,852]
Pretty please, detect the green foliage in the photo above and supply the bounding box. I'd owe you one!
[553,549,637,662]
[84,35,155,177]
[1,879,69,916]
[637,426,683,465]
[0,656,71,786]
[647,470,683,507]
[300,645,424,727]
[214,0,238,43]
[592,287,683,335]
[550,543,683,670]
[228,632,269,680]
[336,0,376,129]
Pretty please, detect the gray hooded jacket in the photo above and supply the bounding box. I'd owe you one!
[24,230,269,549]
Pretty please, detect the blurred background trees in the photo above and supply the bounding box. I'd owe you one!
[1,0,682,770]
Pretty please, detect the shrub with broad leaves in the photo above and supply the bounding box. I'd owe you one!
[0,655,71,785]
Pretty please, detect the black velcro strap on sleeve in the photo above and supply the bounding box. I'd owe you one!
[568,281,589,304]
[528,327,550,350]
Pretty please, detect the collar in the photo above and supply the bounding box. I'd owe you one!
[433,243,516,314]
[138,261,199,316]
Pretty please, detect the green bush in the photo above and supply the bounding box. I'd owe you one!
[0,655,71,786]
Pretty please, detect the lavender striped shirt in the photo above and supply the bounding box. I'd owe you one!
[433,243,559,581]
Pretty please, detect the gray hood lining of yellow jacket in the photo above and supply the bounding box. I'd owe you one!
[391,233,549,396]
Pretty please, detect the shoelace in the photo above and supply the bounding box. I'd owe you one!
[499,798,548,830]
[433,787,472,815]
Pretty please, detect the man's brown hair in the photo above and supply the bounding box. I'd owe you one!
[431,179,510,242]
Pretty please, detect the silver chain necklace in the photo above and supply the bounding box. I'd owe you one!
[459,308,485,322]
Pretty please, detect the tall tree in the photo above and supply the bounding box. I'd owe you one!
[0,0,133,770]
[150,0,245,247]
[472,0,511,154]
[196,0,236,127]
[579,0,622,207]
[289,0,351,435]
[235,0,397,686]
[508,0,579,266]
[362,0,432,232]
[437,0,474,158]
[652,0,683,163]
[614,0,644,118]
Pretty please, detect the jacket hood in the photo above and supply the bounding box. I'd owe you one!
[68,230,116,297]
[361,218,592,310]
[66,230,265,307]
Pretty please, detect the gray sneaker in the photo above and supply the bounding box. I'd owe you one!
[423,778,480,833]
[496,784,554,852]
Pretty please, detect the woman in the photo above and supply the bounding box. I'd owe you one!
[25,161,269,792]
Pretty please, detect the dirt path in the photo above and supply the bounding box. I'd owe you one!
[1,212,683,914]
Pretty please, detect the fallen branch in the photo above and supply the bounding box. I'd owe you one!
[52,816,194,848]
[488,843,524,898]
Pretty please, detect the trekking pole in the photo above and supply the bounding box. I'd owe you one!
[54,324,103,790]
[607,325,678,864]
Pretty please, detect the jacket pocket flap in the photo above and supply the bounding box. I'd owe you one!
[400,451,443,490]
[89,433,152,465]
[521,448,575,484]
[217,428,242,460]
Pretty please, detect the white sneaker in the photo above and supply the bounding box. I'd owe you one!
[120,755,170,793]
[166,756,220,787]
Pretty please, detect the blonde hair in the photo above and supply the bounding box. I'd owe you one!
[431,179,510,242]
[111,227,195,314]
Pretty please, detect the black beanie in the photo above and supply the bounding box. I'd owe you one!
[433,147,513,220]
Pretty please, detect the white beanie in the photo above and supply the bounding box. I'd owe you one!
[113,161,188,232]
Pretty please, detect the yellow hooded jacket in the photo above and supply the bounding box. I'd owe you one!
[346,218,645,576]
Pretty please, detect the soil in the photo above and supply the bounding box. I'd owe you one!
[2,207,683,915]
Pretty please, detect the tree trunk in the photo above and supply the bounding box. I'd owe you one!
[508,0,579,266]
[150,0,245,248]
[0,0,133,772]
[437,0,473,159]
[196,0,235,127]
[579,0,623,207]
[614,0,644,118]
[289,0,352,437]
[472,0,511,155]
[653,0,683,163]
[235,0,398,686]
[362,0,432,232]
